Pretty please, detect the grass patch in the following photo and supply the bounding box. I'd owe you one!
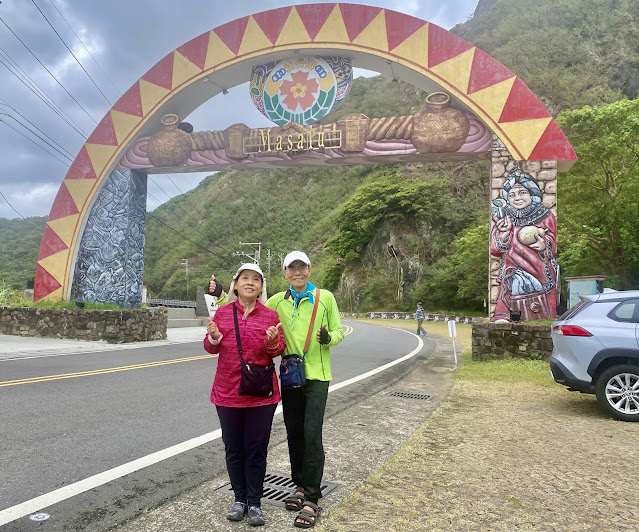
[349,317,472,350]
[456,353,555,388]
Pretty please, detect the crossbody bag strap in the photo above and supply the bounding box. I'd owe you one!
[302,288,320,358]
[232,304,248,368]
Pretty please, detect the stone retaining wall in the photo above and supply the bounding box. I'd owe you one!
[472,321,552,361]
[0,306,167,343]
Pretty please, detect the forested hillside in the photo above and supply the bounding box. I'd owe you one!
[2,0,638,311]
[0,217,46,289]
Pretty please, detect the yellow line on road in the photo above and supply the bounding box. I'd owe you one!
[0,354,217,388]
[3,325,355,388]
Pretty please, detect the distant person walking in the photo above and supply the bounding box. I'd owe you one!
[265,251,344,528]
[203,264,286,526]
[416,302,427,336]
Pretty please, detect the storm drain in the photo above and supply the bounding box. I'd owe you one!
[215,471,338,507]
[388,391,432,400]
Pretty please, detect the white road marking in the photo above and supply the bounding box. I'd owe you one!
[0,328,423,527]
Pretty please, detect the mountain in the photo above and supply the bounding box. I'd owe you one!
[3,0,638,310]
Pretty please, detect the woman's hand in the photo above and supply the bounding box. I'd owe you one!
[493,214,512,235]
[207,318,221,341]
[528,232,546,251]
[265,323,282,343]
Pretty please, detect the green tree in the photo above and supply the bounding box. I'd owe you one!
[557,97,639,288]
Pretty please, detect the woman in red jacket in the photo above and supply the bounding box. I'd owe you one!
[204,263,285,526]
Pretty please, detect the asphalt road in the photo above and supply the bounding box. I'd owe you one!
[0,320,430,531]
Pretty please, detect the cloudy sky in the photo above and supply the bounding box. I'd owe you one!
[0,0,480,220]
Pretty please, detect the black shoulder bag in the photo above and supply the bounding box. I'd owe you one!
[233,304,275,398]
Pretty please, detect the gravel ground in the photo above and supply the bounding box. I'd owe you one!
[318,380,639,531]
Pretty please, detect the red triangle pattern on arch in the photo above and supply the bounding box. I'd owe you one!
[177,31,211,70]
[141,53,174,90]
[528,119,577,161]
[385,11,426,52]
[295,3,336,41]
[86,112,118,146]
[34,264,62,301]
[112,82,143,117]
[252,7,293,45]
[48,183,79,222]
[428,23,474,69]
[38,225,68,260]
[65,146,97,180]
[467,48,515,95]
[213,16,249,55]
[499,78,551,123]
[339,4,382,42]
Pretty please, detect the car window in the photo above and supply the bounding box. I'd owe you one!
[559,299,590,320]
[608,299,639,323]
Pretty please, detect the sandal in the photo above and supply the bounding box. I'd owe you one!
[294,501,320,528]
[284,489,305,511]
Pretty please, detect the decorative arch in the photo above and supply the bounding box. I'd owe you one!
[34,2,576,302]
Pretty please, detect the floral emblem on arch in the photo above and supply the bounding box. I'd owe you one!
[280,71,319,112]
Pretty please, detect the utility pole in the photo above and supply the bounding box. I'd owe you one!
[234,242,262,264]
[180,259,189,299]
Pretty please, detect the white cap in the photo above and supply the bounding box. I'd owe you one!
[228,263,267,304]
[282,251,311,269]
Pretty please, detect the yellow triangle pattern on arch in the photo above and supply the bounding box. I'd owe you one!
[36,3,574,302]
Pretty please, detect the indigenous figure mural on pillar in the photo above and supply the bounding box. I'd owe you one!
[490,169,559,322]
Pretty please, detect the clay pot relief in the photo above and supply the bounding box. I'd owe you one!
[411,92,469,153]
[147,114,193,167]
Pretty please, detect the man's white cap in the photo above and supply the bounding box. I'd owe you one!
[282,251,311,269]
[228,263,267,304]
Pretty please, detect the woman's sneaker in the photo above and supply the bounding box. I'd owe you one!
[227,501,247,521]
[248,506,265,526]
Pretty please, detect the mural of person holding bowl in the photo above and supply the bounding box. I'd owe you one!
[490,168,559,322]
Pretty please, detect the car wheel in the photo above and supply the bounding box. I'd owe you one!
[595,364,639,422]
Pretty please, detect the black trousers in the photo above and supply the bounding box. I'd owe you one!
[216,403,277,507]
[281,380,330,504]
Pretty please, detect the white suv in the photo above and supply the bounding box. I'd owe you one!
[549,290,639,421]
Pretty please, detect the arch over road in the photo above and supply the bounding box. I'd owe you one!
[34,3,576,305]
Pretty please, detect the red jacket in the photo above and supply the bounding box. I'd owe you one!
[204,300,285,407]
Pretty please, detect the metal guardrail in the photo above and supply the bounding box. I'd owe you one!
[147,298,196,309]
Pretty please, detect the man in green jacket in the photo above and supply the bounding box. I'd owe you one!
[266,251,344,527]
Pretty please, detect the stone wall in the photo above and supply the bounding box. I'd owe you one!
[472,321,552,361]
[0,306,167,343]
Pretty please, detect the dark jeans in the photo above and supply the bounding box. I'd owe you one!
[216,403,277,507]
[281,379,330,504]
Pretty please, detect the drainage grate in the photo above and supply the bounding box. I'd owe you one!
[388,391,432,400]
[215,471,338,507]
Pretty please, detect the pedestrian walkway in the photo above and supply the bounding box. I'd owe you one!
[0,327,207,360]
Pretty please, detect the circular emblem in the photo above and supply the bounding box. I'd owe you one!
[261,57,339,126]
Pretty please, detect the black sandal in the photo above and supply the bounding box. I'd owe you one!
[294,501,320,528]
[284,489,305,511]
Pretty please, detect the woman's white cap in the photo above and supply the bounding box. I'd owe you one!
[282,251,311,269]
[228,263,267,304]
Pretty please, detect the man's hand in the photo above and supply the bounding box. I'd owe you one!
[208,275,224,297]
[317,324,331,345]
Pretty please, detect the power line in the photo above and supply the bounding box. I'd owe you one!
[46,0,120,97]
[163,173,207,219]
[0,110,74,163]
[29,0,113,106]
[0,15,99,125]
[0,189,44,228]
[0,118,71,167]
[0,48,88,138]
[0,100,75,159]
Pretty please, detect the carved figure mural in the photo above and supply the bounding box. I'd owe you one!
[490,168,559,322]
